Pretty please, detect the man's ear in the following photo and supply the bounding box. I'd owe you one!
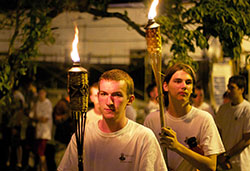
[163,82,168,92]
[240,87,245,95]
[127,95,135,105]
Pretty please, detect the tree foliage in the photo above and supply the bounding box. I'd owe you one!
[0,0,61,105]
[184,0,250,59]
[154,0,250,69]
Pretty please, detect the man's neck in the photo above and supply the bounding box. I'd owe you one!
[193,102,202,108]
[168,101,192,118]
[39,98,46,102]
[150,98,158,104]
[231,96,244,106]
[94,107,102,115]
[98,117,128,133]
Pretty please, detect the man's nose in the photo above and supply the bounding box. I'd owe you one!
[181,81,187,89]
[106,95,114,104]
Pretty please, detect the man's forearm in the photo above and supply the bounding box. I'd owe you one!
[175,142,217,171]
[227,138,250,158]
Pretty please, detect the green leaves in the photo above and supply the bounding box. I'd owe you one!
[154,0,250,69]
[0,1,55,106]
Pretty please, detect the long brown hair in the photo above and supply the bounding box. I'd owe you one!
[163,63,197,107]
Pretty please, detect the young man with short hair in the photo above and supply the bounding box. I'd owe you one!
[215,75,250,171]
[58,69,167,171]
[86,82,102,124]
[191,84,215,117]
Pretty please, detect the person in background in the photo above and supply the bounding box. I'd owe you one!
[222,91,231,104]
[20,81,38,170]
[25,82,38,113]
[144,82,159,115]
[145,63,224,171]
[215,75,250,171]
[191,84,215,117]
[53,97,74,167]
[58,69,167,171]
[29,88,53,171]
[6,87,28,169]
[125,104,137,121]
[87,82,102,124]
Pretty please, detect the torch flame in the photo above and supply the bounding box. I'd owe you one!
[71,26,80,63]
[148,0,159,20]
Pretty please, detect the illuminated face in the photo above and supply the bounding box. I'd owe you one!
[150,86,158,100]
[227,83,243,100]
[90,87,99,106]
[98,80,132,120]
[192,89,204,107]
[163,70,193,104]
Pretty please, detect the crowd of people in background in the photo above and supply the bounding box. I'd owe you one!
[1,84,56,171]
[0,62,250,171]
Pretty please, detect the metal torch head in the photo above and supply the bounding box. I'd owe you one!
[145,19,162,54]
[68,62,89,113]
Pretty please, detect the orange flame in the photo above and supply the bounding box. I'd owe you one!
[71,26,80,62]
[148,0,159,20]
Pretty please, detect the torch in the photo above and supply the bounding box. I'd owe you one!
[68,26,89,171]
[145,0,168,165]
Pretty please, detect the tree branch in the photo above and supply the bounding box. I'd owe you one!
[87,8,146,37]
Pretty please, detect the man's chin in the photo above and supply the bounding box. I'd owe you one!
[177,97,189,102]
[103,113,116,120]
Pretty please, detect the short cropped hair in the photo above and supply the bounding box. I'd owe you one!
[146,82,157,98]
[229,75,246,95]
[89,82,98,96]
[195,83,203,90]
[98,69,134,96]
[163,63,197,106]
[223,91,229,98]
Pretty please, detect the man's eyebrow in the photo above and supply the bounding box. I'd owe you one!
[173,78,190,81]
[111,91,122,95]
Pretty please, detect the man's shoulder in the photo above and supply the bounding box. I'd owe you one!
[45,98,52,105]
[144,110,160,121]
[129,120,156,136]
[217,102,231,112]
[240,100,250,117]
[129,120,148,130]
[191,106,211,116]
[87,108,95,115]
[201,102,210,107]
[85,119,98,133]
[242,99,250,107]
[188,107,214,126]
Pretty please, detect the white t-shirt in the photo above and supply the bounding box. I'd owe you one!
[195,102,215,118]
[125,105,137,121]
[35,98,53,140]
[58,119,167,171]
[145,100,159,115]
[215,100,250,171]
[86,108,102,124]
[144,107,225,171]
